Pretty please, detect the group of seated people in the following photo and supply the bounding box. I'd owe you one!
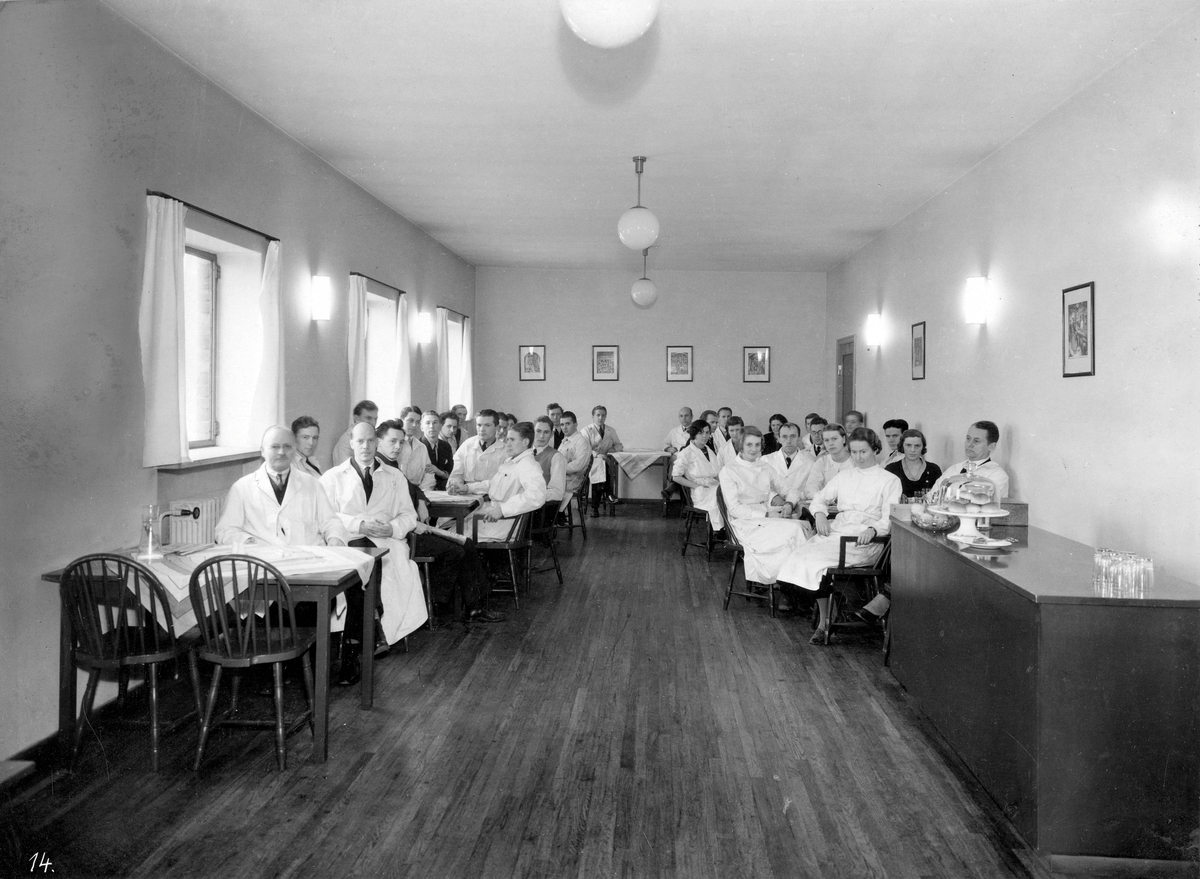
[664,406,1010,644]
[211,397,635,684]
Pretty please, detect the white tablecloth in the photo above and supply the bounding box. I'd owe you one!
[610,449,670,479]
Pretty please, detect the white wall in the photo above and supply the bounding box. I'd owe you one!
[475,268,829,449]
[826,10,1200,582]
[0,1,474,758]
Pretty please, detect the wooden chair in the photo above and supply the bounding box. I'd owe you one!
[820,534,892,645]
[407,532,436,631]
[680,485,716,559]
[472,512,533,608]
[561,456,590,537]
[188,555,316,771]
[530,501,564,585]
[716,488,775,617]
[59,554,202,772]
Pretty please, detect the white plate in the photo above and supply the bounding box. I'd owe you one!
[959,536,1015,549]
[927,506,1008,518]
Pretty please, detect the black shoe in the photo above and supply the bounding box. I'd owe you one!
[555,513,570,526]
[373,621,390,657]
[466,608,506,624]
[855,608,880,626]
[428,616,449,631]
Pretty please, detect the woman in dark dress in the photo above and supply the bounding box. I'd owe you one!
[762,413,787,456]
[885,428,942,497]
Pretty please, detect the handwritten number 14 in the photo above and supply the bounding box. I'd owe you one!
[28,852,54,873]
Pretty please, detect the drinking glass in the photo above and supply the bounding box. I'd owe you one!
[138,503,162,560]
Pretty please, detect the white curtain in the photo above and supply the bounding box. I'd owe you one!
[248,240,283,442]
[347,274,369,422]
[434,306,450,412]
[138,195,189,467]
[460,316,474,419]
[393,293,412,414]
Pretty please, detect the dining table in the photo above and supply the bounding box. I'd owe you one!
[43,544,385,764]
[424,492,481,534]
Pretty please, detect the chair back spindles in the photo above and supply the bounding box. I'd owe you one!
[188,555,303,663]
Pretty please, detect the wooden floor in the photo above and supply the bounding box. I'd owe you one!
[4,506,1048,878]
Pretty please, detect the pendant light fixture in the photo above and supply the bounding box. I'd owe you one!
[618,156,660,251]
[631,247,658,308]
[560,0,660,49]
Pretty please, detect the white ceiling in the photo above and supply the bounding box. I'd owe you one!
[104,0,1192,273]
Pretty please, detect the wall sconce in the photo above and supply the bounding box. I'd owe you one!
[865,313,883,347]
[416,312,434,344]
[310,275,332,321]
[964,276,989,325]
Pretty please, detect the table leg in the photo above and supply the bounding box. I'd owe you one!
[58,598,76,758]
[360,559,378,710]
[311,601,330,763]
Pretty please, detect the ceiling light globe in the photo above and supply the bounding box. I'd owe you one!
[631,277,658,308]
[618,206,660,250]
[560,0,660,49]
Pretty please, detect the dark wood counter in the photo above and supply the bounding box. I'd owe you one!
[890,518,1200,867]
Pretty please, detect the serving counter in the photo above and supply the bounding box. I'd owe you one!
[889,517,1200,870]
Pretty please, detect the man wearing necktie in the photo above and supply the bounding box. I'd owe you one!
[581,404,624,515]
[762,422,818,511]
[291,415,323,477]
[321,422,430,682]
[930,420,1010,500]
[547,403,565,449]
[217,426,348,548]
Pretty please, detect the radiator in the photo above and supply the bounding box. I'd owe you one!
[167,495,224,546]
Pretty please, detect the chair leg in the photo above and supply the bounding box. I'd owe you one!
[507,550,521,609]
[229,671,241,716]
[72,669,101,770]
[272,663,286,771]
[194,664,223,771]
[578,493,588,540]
[300,652,316,736]
[420,562,434,630]
[117,668,129,710]
[682,512,693,557]
[187,651,203,723]
[705,522,714,561]
[768,581,776,618]
[148,662,160,773]
[548,533,563,585]
[723,555,738,610]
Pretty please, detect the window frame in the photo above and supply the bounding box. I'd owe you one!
[184,245,219,449]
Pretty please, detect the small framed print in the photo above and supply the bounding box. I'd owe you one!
[519,345,545,381]
[743,346,770,382]
[666,346,693,382]
[911,321,926,381]
[592,345,619,381]
[1062,282,1095,377]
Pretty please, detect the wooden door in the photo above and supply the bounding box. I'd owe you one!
[836,336,855,423]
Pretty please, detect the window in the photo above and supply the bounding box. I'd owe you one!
[446,311,465,407]
[364,277,403,409]
[183,247,218,447]
[183,210,270,451]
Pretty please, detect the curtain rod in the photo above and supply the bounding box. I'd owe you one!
[146,190,280,243]
[439,306,468,320]
[350,272,406,295]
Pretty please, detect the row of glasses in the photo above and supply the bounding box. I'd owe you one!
[1093,548,1154,598]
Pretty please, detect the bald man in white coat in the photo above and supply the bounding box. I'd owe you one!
[321,423,429,646]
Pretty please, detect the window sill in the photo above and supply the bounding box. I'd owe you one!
[156,447,260,472]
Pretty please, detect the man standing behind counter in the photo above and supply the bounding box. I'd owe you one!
[932,420,1010,499]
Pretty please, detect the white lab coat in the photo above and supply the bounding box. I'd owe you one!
[671,442,723,530]
[471,449,546,542]
[320,460,428,643]
[558,431,593,495]
[664,425,689,451]
[718,455,808,584]
[448,435,508,494]
[778,465,901,591]
[802,452,854,501]
[216,464,349,548]
[400,435,437,491]
[933,459,1010,500]
[761,448,818,506]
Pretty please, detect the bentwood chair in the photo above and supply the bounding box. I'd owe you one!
[59,554,202,772]
[473,512,534,608]
[530,501,564,585]
[188,555,315,771]
[817,534,892,647]
[680,486,716,559]
[716,489,775,617]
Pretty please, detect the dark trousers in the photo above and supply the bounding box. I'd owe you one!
[344,537,383,643]
[413,533,488,613]
[591,454,619,506]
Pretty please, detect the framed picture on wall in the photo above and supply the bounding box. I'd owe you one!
[1062,282,1095,377]
[743,346,770,382]
[911,322,926,381]
[592,345,619,381]
[518,345,545,381]
[666,346,693,382]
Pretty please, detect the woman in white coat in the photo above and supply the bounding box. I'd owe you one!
[777,427,902,645]
[717,427,809,584]
[671,419,724,532]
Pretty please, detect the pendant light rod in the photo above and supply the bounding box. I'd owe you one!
[642,247,649,279]
[632,156,646,207]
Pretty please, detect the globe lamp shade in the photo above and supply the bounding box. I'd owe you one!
[618,205,660,250]
[560,0,660,49]
[631,277,658,308]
